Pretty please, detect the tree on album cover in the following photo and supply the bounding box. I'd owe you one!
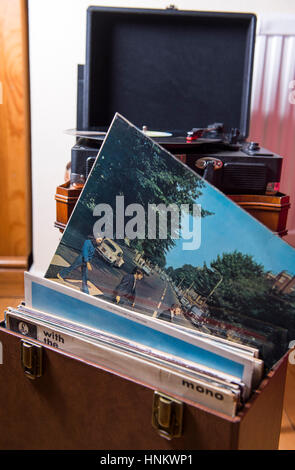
[45,114,295,368]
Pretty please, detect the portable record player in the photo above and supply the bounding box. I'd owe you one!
[69,6,282,195]
[55,6,287,233]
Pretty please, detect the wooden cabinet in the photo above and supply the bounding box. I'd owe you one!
[0,0,31,295]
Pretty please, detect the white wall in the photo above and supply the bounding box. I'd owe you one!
[28,0,295,275]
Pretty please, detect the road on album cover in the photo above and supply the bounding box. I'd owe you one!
[48,242,192,328]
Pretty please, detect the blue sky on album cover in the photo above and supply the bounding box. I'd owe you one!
[166,185,295,274]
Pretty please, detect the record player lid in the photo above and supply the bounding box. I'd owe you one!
[79,7,256,138]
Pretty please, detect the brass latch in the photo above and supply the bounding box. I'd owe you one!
[21,340,43,380]
[152,392,183,440]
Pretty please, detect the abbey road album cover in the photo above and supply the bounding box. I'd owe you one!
[44,114,295,368]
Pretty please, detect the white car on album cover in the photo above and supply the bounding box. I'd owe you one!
[96,238,124,268]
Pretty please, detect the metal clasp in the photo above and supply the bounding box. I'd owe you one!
[21,340,43,380]
[152,392,183,440]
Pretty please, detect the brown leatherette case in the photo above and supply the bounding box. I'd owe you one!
[0,327,287,450]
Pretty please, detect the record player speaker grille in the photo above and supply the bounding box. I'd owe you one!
[222,163,267,194]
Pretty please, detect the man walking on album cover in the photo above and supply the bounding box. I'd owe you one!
[113,267,144,307]
[57,236,103,294]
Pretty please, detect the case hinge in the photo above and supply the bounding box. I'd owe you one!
[21,340,43,380]
[152,392,183,440]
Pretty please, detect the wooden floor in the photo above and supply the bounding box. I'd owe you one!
[0,292,294,449]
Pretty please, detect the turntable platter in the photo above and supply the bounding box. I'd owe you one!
[143,130,173,138]
[64,128,222,150]
[65,129,107,138]
[64,128,173,139]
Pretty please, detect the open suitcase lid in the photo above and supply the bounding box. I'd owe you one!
[78,6,256,139]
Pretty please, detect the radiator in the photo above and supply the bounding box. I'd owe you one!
[249,14,295,233]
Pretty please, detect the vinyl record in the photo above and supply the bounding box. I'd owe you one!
[64,129,107,139]
[65,128,173,139]
[143,130,173,138]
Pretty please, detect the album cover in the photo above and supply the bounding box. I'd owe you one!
[25,272,260,392]
[45,114,295,368]
[5,309,241,416]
